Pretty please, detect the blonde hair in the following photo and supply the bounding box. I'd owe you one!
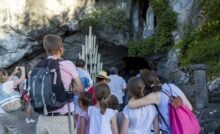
[94,83,110,114]
[43,34,63,55]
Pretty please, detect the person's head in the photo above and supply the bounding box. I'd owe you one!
[127,77,145,99]
[43,34,64,57]
[109,67,118,75]
[78,92,92,109]
[95,71,110,83]
[0,68,8,83]
[94,83,111,114]
[108,95,120,110]
[140,71,162,93]
[76,59,86,68]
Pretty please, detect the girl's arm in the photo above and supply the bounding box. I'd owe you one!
[153,116,160,134]
[120,114,129,134]
[128,92,160,108]
[111,114,119,134]
[78,117,86,134]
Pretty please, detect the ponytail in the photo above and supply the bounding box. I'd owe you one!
[94,83,110,114]
[99,97,108,114]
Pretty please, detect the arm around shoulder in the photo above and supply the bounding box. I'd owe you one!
[128,92,160,108]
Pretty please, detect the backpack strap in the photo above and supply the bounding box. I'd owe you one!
[167,84,174,96]
[154,104,171,132]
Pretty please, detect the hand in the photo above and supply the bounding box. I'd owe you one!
[19,67,25,71]
[13,67,20,75]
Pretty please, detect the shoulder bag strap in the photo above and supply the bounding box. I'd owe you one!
[167,84,174,96]
[154,104,171,133]
[161,90,171,99]
[154,104,170,129]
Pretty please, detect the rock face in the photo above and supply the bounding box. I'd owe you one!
[0,0,94,68]
[11,33,127,73]
[169,0,202,39]
[95,27,129,46]
[208,77,220,92]
[157,50,179,81]
[0,0,203,68]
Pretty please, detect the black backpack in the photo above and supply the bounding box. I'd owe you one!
[29,58,73,114]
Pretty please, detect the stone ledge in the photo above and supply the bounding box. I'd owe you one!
[189,64,207,70]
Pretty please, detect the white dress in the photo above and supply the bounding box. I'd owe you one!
[88,106,117,134]
[123,105,157,134]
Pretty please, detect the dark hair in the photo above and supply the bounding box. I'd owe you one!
[94,83,110,114]
[78,92,92,107]
[0,68,8,83]
[108,95,120,110]
[127,77,145,99]
[140,71,162,93]
[76,59,86,68]
[43,34,63,55]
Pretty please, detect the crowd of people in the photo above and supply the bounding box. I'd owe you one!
[0,34,202,134]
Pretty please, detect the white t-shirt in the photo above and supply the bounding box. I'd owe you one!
[0,81,14,114]
[108,75,126,104]
[88,106,117,134]
[123,105,157,134]
[77,67,93,87]
[159,83,189,133]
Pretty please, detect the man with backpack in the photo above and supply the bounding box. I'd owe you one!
[31,34,83,134]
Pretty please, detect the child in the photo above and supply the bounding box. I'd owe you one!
[108,95,123,131]
[74,59,93,114]
[88,83,118,134]
[21,70,35,124]
[0,67,26,134]
[77,92,92,134]
[121,77,159,134]
[108,95,120,110]
[128,71,193,134]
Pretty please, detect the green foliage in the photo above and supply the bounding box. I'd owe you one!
[128,37,155,57]
[128,0,177,57]
[80,8,129,33]
[178,0,220,77]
